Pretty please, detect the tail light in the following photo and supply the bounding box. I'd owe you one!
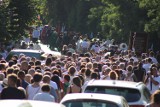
[130,105,145,107]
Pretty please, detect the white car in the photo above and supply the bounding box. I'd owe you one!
[0,100,65,107]
[60,93,129,107]
[82,80,151,107]
[38,43,61,58]
[6,49,44,61]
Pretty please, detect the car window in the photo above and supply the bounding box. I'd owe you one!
[6,51,42,61]
[62,99,118,107]
[84,86,141,102]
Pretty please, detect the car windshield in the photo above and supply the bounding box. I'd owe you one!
[62,99,118,107]
[6,51,42,61]
[84,86,141,102]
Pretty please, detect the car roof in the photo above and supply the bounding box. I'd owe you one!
[86,80,144,88]
[0,100,65,107]
[10,49,43,53]
[61,93,126,105]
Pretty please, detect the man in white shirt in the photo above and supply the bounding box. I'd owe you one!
[143,58,152,73]
[149,51,158,64]
[130,51,139,62]
[81,39,90,53]
[90,42,100,54]
[76,37,83,53]
[32,27,40,43]
[145,67,160,94]
[33,84,55,102]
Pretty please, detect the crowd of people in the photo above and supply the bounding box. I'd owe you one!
[0,26,160,106]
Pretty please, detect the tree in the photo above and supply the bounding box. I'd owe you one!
[0,0,46,42]
[139,0,160,32]
[88,0,147,42]
[45,0,95,33]
[0,0,10,42]
[139,0,160,51]
[7,0,37,41]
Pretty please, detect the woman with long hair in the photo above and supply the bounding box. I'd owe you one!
[67,76,82,93]
[51,74,63,100]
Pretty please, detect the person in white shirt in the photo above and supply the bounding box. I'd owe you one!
[26,73,42,100]
[145,67,160,94]
[33,84,55,102]
[81,38,90,53]
[149,51,158,64]
[130,51,139,62]
[76,37,83,53]
[143,58,152,73]
[90,42,100,53]
[100,67,111,80]
[32,27,40,43]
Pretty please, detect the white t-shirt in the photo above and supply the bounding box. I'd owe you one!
[33,92,55,102]
[143,63,152,73]
[27,84,41,100]
[76,39,83,51]
[149,57,158,64]
[50,81,58,90]
[147,76,160,94]
[131,56,139,62]
[81,40,90,49]
[91,44,100,53]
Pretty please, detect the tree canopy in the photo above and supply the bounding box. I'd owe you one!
[0,0,160,43]
[0,0,37,42]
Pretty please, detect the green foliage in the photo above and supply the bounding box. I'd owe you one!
[0,0,10,42]
[1,0,160,43]
[43,0,149,42]
[0,0,37,42]
[46,0,94,33]
[7,0,37,40]
[139,0,160,32]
